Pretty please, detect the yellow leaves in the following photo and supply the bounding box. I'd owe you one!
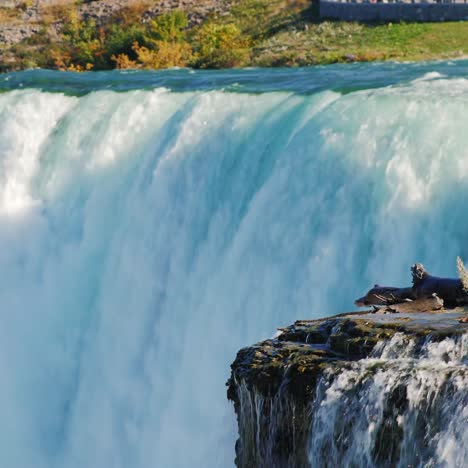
[50,49,94,72]
[50,48,72,71]
[111,53,137,70]
[108,10,193,69]
[110,39,194,70]
[132,40,193,69]
[67,62,94,72]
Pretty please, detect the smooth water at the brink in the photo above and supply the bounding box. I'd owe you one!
[1,62,468,467]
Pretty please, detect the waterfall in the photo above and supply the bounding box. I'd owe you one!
[310,334,467,467]
[0,65,468,467]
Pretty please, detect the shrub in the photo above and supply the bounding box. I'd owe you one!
[128,11,192,69]
[51,9,108,69]
[111,53,137,69]
[103,24,147,66]
[49,9,193,71]
[132,40,192,69]
[148,10,188,43]
[192,23,250,69]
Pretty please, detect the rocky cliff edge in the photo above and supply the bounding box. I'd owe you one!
[227,308,468,467]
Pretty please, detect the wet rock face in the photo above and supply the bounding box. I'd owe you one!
[227,309,468,468]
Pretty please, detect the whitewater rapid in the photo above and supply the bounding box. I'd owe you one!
[310,334,468,467]
[1,68,468,467]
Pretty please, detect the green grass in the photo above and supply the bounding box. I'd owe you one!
[210,0,468,66]
[1,0,468,72]
[250,21,468,66]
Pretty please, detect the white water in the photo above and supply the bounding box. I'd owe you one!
[1,74,468,467]
[310,334,468,467]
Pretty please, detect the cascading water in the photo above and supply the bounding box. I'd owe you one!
[309,334,467,468]
[1,63,468,467]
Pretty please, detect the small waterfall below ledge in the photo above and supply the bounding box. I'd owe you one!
[309,334,467,468]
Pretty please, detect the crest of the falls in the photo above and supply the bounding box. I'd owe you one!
[1,64,468,467]
[309,334,468,468]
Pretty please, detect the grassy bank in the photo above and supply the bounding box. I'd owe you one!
[1,0,468,72]
[254,21,468,66]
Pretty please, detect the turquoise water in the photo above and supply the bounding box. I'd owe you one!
[0,62,468,467]
[2,60,468,95]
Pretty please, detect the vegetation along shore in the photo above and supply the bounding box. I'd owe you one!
[1,0,468,72]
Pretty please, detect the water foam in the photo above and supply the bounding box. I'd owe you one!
[309,334,467,467]
[0,73,468,467]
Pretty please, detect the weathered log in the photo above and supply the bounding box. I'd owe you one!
[355,285,415,307]
[411,263,466,307]
[384,294,443,314]
[356,262,468,310]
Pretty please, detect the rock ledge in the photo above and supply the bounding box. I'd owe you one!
[227,308,468,467]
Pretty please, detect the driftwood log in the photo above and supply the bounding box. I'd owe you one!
[385,295,444,314]
[411,263,467,307]
[355,285,415,307]
[356,262,468,310]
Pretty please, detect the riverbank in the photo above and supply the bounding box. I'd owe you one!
[1,0,468,72]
